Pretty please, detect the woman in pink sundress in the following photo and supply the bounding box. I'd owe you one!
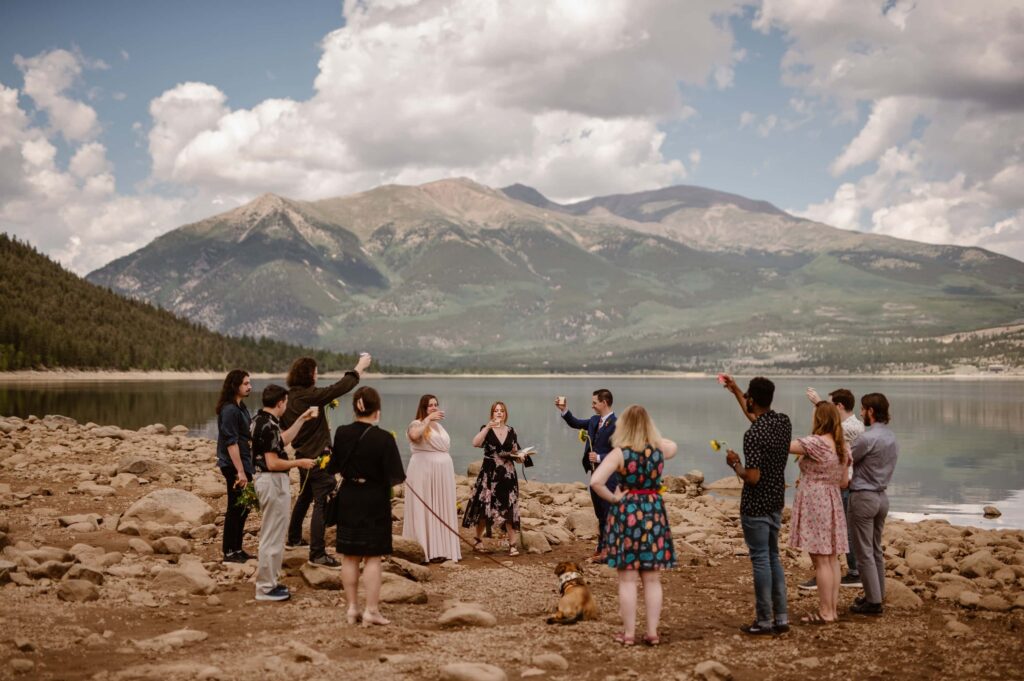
[789,401,850,624]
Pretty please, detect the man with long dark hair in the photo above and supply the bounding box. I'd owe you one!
[216,369,253,563]
[283,352,372,567]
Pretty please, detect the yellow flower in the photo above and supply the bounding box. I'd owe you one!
[658,485,668,494]
[578,429,589,443]
[709,439,728,452]
[328,399,339,410]
[318,454,331,470]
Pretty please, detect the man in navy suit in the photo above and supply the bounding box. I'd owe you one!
[557,389,617,562]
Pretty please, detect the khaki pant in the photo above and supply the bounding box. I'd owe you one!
[254,472,290,596]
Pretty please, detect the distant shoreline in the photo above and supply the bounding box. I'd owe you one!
[0,369,1021,383]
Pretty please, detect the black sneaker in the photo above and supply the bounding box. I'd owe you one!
[236,550,254,562]
[286,539,309,548]
[853,595,867,606]
[798,577,817,591]
[255,585,291,602]
[849,601,883,616]
[223,551,248,564]
[840,573,862,588]
[773,622,790,635]
[308,554,341,569]
[740,621,776,635]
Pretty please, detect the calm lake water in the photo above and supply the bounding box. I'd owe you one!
[2,376,1022,529]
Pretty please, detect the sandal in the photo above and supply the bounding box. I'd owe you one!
[642,634,660,647]
[613,632,635,646]
[472,537,484,552]
[800,612,833,626]
[508,546,520,557]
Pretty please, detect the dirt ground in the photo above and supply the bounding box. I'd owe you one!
[2,416,1023,680]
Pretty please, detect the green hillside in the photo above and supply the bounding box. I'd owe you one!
[0,233,375,372]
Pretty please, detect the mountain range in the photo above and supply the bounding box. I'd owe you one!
[87,179,1024,372]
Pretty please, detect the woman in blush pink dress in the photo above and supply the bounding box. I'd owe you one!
[403,395,462,563]
[789,401,849,624]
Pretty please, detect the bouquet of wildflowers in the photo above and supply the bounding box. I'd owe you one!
[235,482,260,512]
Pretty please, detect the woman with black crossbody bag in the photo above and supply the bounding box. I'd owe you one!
[328,386,406,627]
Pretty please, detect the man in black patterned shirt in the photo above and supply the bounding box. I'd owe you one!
[720,374,792,635]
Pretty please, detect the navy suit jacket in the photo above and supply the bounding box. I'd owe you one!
[561,410,617,474]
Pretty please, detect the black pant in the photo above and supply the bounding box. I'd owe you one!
[287,466,336,559]
[220,467,250,556]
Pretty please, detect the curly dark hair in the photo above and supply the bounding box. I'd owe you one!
[287,357,318,389]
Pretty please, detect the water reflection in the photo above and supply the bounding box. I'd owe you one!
[1,376,1021,528]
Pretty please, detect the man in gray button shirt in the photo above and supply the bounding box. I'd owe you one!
[848,393,899,615]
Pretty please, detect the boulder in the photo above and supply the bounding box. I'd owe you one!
[685,469,705,485]
[58,579,100,602]
[128,538,154,555]
[378,572,427,604]
[907,541,949,558]
[77,481,117,497]
[65,564,105,585]
[171,425,190,435]
[188,524,218,540]
[385,556,432,582]
[152,560,216,595]
[959,550,1005,578]
[883,579,922,609]
[906,552,938,571]
[441,662,507,681]
[59,513,103,528]
[190,472,226,499]
[93,426,128,440]
[439,603,497,627]
[121,489,216,528]
[26,560,74,580]
[301,562,343,590]
[151,536,192,555]
[116,456,171,479]
[983,505,1002,518]
[539,525,575,546]
[521,530,552,554]
[564,510,599,539]
[705,476,743,491]
[392,535,426,564]
[958,591,981,608]
[467,460,483,477]
[946,620,972,637]
[285,640,329,665]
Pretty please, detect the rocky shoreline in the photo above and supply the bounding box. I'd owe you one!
[2,414,1024,680]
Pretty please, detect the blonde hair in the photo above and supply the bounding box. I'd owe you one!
[813,401,848,466]
[611,405,662,453]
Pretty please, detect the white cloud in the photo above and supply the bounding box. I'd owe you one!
[146,0,742,202]
[13,48,102,142]
[738,110,755,128]
[762,0,1024,260]
[756,114,778,137]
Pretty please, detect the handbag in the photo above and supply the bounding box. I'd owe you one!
[324,425,372,528]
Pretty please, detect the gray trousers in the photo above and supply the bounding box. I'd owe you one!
[254,472,290,596]
[849,490,889,605]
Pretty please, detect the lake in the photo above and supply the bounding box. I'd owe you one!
[2,376,1022,530]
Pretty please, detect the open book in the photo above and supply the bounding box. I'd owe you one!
[509,446,536,463]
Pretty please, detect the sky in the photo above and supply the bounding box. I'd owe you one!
[1,0,1022,274]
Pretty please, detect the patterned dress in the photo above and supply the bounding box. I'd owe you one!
[462,426,521,531]
[605,446,675,570]
[789,435,849,555]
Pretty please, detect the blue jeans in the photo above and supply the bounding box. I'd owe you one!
[741,512,788,627]
[842,488,858,575]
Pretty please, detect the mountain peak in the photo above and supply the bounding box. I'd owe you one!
[500,184,565,211]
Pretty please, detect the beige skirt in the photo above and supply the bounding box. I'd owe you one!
[402,451,462,562]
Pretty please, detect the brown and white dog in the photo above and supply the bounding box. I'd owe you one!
[546,561,598,624]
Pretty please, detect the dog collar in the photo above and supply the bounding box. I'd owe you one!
[559,571,582,594]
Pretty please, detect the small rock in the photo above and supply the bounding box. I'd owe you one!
[151,536,192,555]
[26,560,74,580]
[9,659,34,674]
[120,488,216,527]
[440,662,507,681]
[564,510,599,539]
[694,660,732,681]
[391,535,427,564]
[128,538,154,555]
[439,603,498,628]
[978,594,1012,612]
[520,669,546,679]
[58,579,100,602]
[521,530,553,554]
[531,653,568,671]
[946,620,972,637]
[133,628,208,651]
[884,579,922,610]
[905,552,938,571]
[188,524,218,540]
[152,561,216,595]
[285,640,329,665]
[65,563,105,585]
[795,658,821,669]
[959,550,1005,578]
[300,562,343,590]
[171,425,189,435]
[13,638,34,652]
[206,595,222,607]
[958,591,981,608]
[379,573,428,604]
[983,505,1001,518]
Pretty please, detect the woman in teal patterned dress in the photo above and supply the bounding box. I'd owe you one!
[591,405,677,647]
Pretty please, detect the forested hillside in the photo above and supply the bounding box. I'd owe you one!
[0,234,373,372]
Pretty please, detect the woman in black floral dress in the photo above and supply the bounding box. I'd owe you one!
[462,401,523,556]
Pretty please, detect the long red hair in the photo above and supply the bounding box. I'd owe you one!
[812,401,848,465]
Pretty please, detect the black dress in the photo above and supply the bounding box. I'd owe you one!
[330,422,406,556]
[462,426,521,532]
